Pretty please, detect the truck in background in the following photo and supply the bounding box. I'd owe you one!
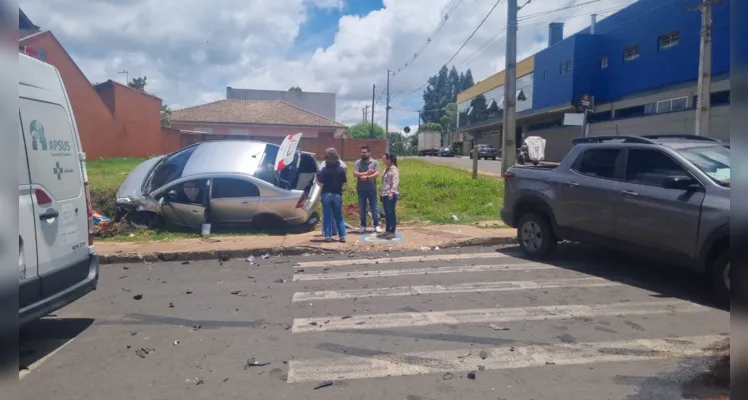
[417,131,441,156]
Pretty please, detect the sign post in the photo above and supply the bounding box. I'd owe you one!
[576,94,594,137]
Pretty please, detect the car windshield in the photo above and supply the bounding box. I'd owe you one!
[146,145,198,192]
[677,145,730,186]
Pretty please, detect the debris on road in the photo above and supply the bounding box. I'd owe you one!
[133,294,143,300]
[196,379,204,385]
[169,302,175,308]
[296,268,305,273]
[173,340,180,346]
[452,214,459,222]
[135,348,155,359]
[488,324,510,331]
[130,332,138,336]
[191,324,202,331]
[181,261,190,265]
[314,380,334,389]
[244,358,271,369]
[479,350,489,360]
[185,290,193,295]
[223,378,229,383]
[467,371,477,380]
[309,322,318,326]
[341,315,353,320]
[246,255,256,264]
[122,288,131,292]
[442,373,454,380]
[420,246,431,251]
[545,361,556,365]
[478,365,486,371]
[274,278,287,283]
[262,253,271,260]
[218,253,230,262]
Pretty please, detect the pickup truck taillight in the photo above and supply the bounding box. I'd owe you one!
[503,172,515,181]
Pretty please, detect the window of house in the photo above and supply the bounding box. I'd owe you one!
[625,149,689,188]
[37,48,47,61]
[572,149,621,179]
[601,56,608,69]
[624,45,640,61]
[658,31,679,51]
[656,96,689,113]
[543,69,548,80]
[671,96,688,110]
[565,60,572,73]
[211,178,260,198]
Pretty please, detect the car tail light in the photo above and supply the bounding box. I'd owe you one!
[503,172,515,182]
[34,188,53,205]
[84,182,94,246]
[295,192,308,209]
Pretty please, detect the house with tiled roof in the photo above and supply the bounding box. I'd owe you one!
[169,99,347,139]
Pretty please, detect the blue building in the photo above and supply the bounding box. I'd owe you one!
[455,0,730,161]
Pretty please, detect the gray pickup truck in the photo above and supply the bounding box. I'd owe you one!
[500,135,730,304]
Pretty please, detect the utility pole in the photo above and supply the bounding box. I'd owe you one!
[370,84,376,138]
[694,0,720,136]
[118,70,129,85]
[363,105,369,122]
[385,70,392,152]
[500,0,518,175]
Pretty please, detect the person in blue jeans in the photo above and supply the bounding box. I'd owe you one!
[318,156,352,237]
[352,145,382,234]
[317,148,348,243]
[378,153,400,239]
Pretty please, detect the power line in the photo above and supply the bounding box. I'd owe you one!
[390,0,506,102]
[391,0,466,76]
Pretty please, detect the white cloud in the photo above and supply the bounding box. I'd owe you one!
[20,0,635,130]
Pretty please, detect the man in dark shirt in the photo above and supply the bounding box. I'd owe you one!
[353,145,382,233]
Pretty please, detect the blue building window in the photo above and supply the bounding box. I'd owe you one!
[601,57,609,69]
[565,61,571,73]
[623,45,640,62]
[543,70,548,80]
[658,31,679,51]
[37,48,46,61]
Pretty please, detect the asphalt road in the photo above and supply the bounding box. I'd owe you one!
[417,156,503,175]
[20,245,729,400]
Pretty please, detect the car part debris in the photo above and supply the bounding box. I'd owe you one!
[442,372,454,380]
[457,351,472,362]
[223,378,229,382]
[274,278,286,283]
[244,358,271,369]
[196,379,204,385]
[173,340,180,346]
[246,255,256,264]
[479,350,489,360]
[262,253,270,259]
[122,288,132,292]
[185,290,193,295]
[467,371,476,380]
[135,348,155,359]
[488,324,510,331]
[169,303,175,308]
[181,261,190,265]
[133,294,143,300]
[314,380,334,389]
[341,315,352,320]
[478,365,486,371]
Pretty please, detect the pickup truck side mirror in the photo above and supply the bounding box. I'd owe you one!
[663,175,701,191]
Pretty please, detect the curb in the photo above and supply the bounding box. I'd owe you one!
[98,236,518,264]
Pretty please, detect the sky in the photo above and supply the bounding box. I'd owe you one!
[20,0,637,132]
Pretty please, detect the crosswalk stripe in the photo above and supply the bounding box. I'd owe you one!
[291,277,619,302]
[286,334,727,383]
[294,252,510,268]
[291,300,708,333]
[292,262,555,281]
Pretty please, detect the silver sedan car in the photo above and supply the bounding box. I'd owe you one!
[114,140,321,231]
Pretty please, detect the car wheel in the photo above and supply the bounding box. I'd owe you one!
[710,249,730,307]
[517,213,557,259]
[129,211,164,229]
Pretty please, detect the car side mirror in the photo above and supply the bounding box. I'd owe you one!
[663,175,700,191]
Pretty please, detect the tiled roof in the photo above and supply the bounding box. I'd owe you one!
[20,28,41,39]
[170,100,346,128]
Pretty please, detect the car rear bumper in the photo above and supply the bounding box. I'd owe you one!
[500,208,515,228]
[20,254,99,326]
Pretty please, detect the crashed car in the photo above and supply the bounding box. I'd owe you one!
[115,136,321,231]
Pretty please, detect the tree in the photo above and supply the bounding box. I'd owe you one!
[388,132,411,156]
[418,122,443,132]
[128,76,147,91]
[448,66,461,103]
[440,102,457,132]
[288,86,302,92]
[347,122,385,139]
[461,69,475,92]
[160,104,172,127]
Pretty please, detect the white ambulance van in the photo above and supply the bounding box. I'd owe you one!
[18,49,99,326]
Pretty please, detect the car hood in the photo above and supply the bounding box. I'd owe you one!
[116,156,165,199]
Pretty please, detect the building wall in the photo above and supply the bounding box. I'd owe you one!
[225,87,336,120]
[532,36,577,110]
[176,133,385,161]
[169,121,343,138]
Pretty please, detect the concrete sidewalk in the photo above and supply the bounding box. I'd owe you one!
[96,225,517,264]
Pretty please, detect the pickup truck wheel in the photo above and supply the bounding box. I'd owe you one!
[710,250,730,307]
[517,213,557,259]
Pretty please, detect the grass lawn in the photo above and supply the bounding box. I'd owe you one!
[87,157,505,241]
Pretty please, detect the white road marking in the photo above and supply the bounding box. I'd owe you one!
[294,252,511,268]
[19,337,76,380]
[291,277,619,302]
[292,300,708,333]
[286,334,728,383]
[293,262,555,281]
